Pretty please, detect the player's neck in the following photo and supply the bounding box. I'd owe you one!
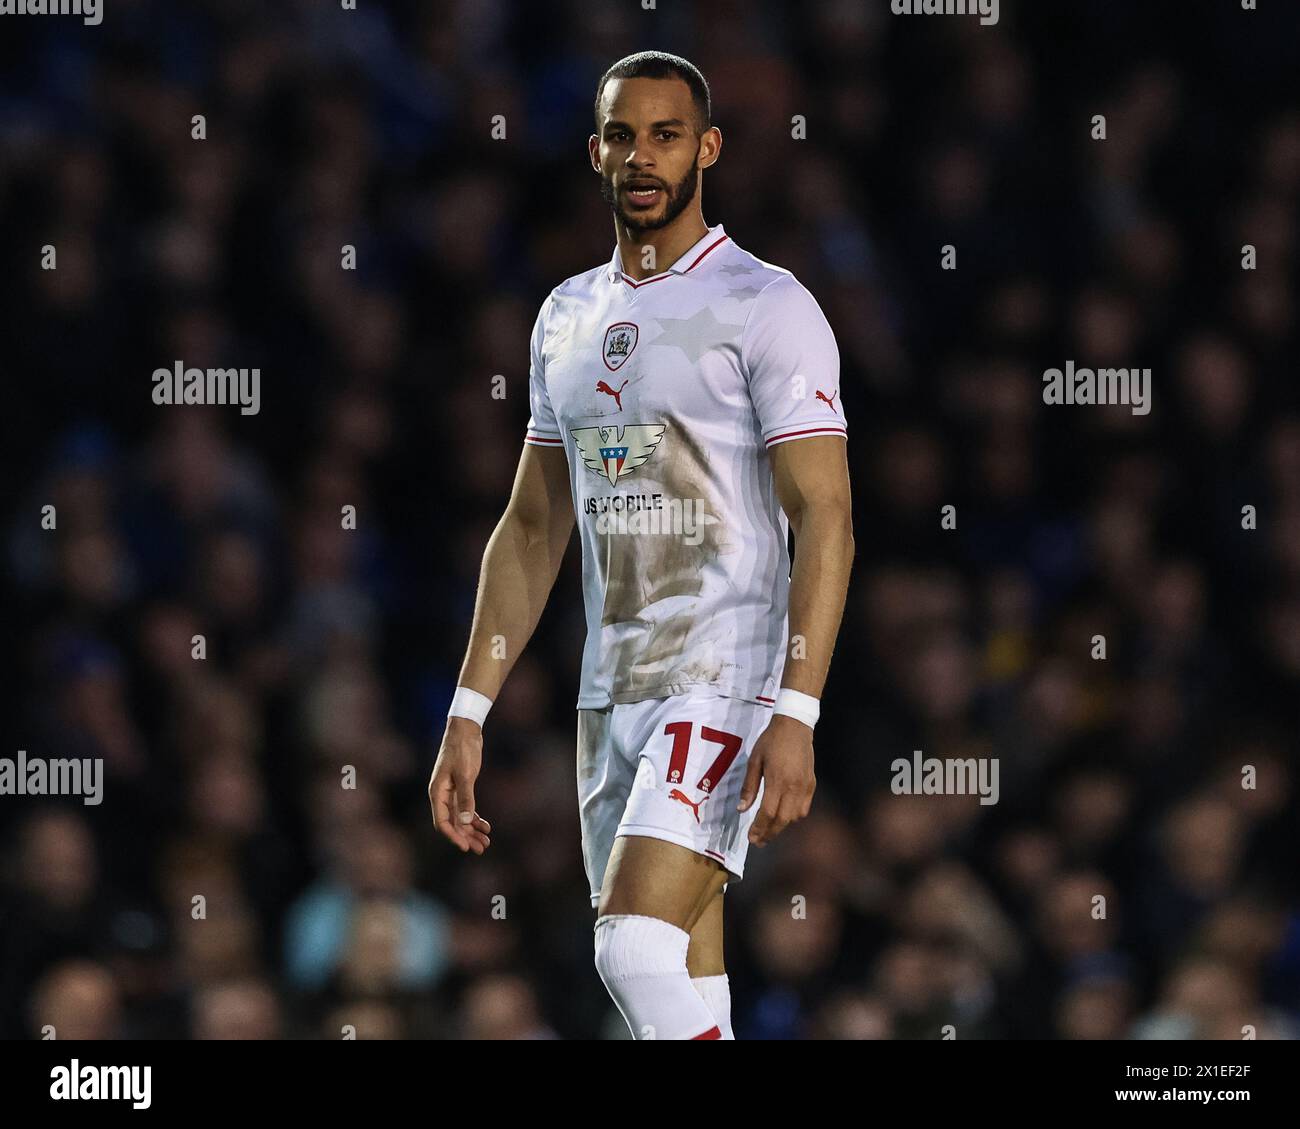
[614,212,709,281]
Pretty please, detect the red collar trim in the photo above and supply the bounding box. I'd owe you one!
[616,233,730,288]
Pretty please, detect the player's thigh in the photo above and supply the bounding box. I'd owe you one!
[577,706,633,904]
[597,833,728,931]
[686,886,725,977]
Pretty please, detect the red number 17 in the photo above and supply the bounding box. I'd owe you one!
[662,722,743,794]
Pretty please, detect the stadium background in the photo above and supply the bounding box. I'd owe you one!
[1,0,1298,1040]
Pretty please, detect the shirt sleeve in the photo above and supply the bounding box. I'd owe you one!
[741,273,847,448]
[524,292,563,447]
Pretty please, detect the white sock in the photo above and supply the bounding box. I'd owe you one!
[594,915,722,1040]
[691,974,734,1039]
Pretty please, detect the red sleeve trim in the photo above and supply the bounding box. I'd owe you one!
[765,426,847,446]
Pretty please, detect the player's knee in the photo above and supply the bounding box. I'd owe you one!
[593,913,722,1039]
[593,913,689,987]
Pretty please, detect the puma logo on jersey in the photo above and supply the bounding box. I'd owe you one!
[815,388,838,412]
[571,423,665,486]
[669,788,706,823]
[595,378,628,411]
[603,322,639,372]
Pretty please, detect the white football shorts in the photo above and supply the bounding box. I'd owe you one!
[577,692,772,907]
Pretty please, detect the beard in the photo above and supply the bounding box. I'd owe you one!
[600,158,700,234]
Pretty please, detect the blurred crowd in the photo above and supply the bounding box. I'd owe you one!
[1,0,1298,1039]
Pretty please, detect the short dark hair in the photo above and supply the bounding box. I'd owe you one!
[593,51,711,135]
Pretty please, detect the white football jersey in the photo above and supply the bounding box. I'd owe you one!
[524,223,845,708]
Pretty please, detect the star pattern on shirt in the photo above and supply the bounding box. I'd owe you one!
[725,285,764,302]
[645,307,746,363]
[718,264,758,278]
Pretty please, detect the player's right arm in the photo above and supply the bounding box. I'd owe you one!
[428,442,573,852]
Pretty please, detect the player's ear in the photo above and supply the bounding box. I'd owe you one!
[589,134,601,172]
[697,126,722,170]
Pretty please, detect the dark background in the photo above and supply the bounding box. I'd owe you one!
[1,0,1298,1039]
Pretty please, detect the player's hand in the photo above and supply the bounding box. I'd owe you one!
[737,714,815,846]
[429,717,492,854]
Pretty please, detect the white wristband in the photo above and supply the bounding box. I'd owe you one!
[772,688,820,730]
[448,687,493,727]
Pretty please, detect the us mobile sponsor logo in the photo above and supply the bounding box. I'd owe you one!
[0,0,102,25]
[0,751,103,806]
[152,360,261,415]
[890,750,1000,806]
[50,1061,151,1109]
[587,493,717,545]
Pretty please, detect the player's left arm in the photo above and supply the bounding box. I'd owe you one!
[739,435,854,845]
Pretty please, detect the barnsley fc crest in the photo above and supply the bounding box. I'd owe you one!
[571,424,665,486]
[602,322,638,371]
